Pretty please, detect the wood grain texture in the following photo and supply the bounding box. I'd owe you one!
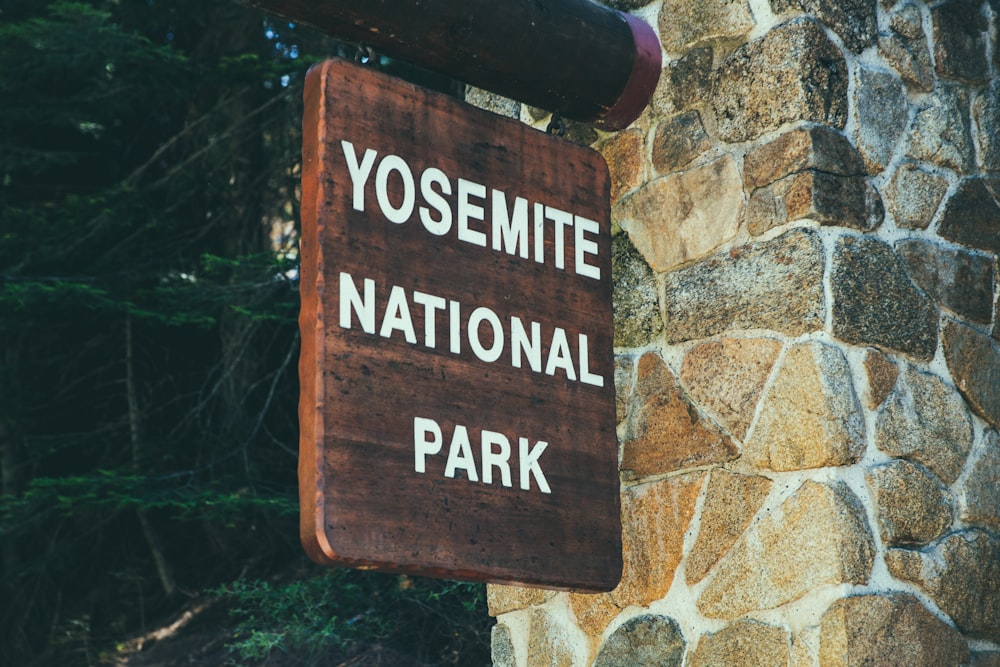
[300,59,621,591]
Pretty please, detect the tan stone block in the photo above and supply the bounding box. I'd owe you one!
[960,431,1000,531]
[743,342,865,471]
[747,170,881,234]
[686,470,772,584]
[688,619,790,667]
[713,19,848,143]
[621,353,738,480]
[875,365,974,484]
[819,593,970,665]
[862,348,898,410]
[568,591,620,637]
[612,472,706,609]
[487,584,554,616]
[887,530,1000,639]
[600,129,645,205]
[658,0,754,53]
[593,614,686,666]
[526,609,575,667]
[698,480,874,619]
[618,155,743,273]
[743,125,865,190]
[866,459,953,546]
[680,337,783,442]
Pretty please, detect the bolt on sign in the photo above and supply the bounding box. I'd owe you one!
[299,58,621,591]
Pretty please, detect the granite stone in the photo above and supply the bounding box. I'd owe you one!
[866,459,953,546]
[612,233,664,348]
[875,365,974,484]
[593,615,686,667]
[939,177,1000,254]
[713,19,848,143]
[882,162,948,230]
[831,235,939,360]
[688,619,790,667]
[896,238,995,324]
[943,319,1000,428]
[662,227,825,343]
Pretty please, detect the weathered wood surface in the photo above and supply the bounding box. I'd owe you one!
[240,0,659,129]
[299,59,621,591]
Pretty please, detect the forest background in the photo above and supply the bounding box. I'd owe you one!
[0,1,492,664]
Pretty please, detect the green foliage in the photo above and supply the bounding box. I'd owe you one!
[218,571,489,665]
[0,2,488,665]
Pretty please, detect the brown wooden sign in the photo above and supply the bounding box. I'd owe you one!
[299,58,621,591]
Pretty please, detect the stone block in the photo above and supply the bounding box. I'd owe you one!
[798,0,876,53]
[593,615,686,667]
[743,341,865,471]
[620,353,737,479]
[614,355,634,425]
[975,80,1000,172]
[487,584,554,616]
[526,609,576,667]
[746,169,883,234]
[680,337,783,441]
[943,319,1000,429]
[611,234,663,348]
[491,623,517,667]
[960,431,1000,532]
[568,591,620,637]
[662,227,825,343]
[939,177,1000,254]
[618,155,743,273]
[879,3,934,92]
[852,66,908,174]
[686,470,772,584]
[688,620,790,667]
[600,129,645,204]
[713,19,848,143]
[651,111,710,173]
[875,365,974,484]
[896,238,995,324]
[612,472,705,609]
[887,530,1000,639]
[882,162,948,230]
[697,480,874,619]
[866,459,953,546]
[465,87,519,117]
[743,125,865,190]
[819,593,970,665]
[831,235,939,360]
[931,0,990,84]
[906,85,974,173]
[653,47,714,117]
[658,0,754,54]
[863,347,898,411]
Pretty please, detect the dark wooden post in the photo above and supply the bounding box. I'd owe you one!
[237,0,660,130]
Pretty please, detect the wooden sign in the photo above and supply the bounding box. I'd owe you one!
[299,58,621,591]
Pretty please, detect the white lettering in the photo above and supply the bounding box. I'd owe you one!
[545,327,577,381]
[468,306,504,363]
[510,316,541,372]
[578,333,604,387]
[379,284,417,343]
[412,417,550,494]
[546,206,573,271]
[375,154,415,224]
[413,416,442,473]
[457,178,487,246]
[413,291,446,348]
[341,141,377,212]
[519,437,550,493]
[339,271,375,334]
[481,430,512,487]
[419,167,452,235]
[444,425,478,481]
[574,215,601,280]
[492,190,529,258]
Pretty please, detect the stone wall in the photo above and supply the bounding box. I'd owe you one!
[477,0,1000,664]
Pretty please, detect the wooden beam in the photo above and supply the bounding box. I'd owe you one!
[237,0,660,129]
